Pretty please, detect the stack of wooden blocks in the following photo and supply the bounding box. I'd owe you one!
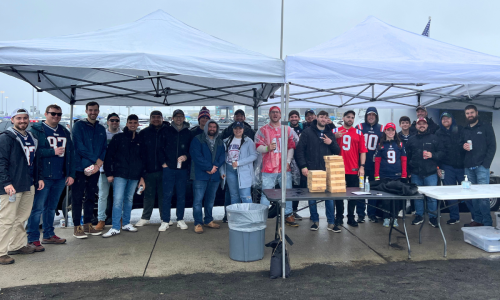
[307,170,327,192]
[324,155,346,193]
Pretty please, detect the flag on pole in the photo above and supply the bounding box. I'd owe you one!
[422,17,431,37]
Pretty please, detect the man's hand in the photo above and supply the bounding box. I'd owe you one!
[463,143,471,151]
[322,135,332,145]
[269,143,277,152]
[221,174,226,179]
[335,130,346,139]
[358,166,365,177]
[66,177,74,186]
[178,155,187,163]
[95,159,104,168]
[232,161,238,168]
[107,176,114,183]
[375,178,380,181]
[424,151,433,159]
[162,163,168,168]
[92,165,100,175]
[4,184,15,196]
[301,168,308,177]
[206,165,218,174]
[37,180,45,191]
[437,169,442,178]
[138,178,146,191]
[287,163,290,171]
[54,147,65,156]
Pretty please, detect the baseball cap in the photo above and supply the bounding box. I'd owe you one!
[269,106,281,114]
[416,105,427,111]
[234,109,245,116]
[11,108,30,118]
[233,121,244,129]
[107,113,119,120]
[416,117,427,123]
[343,110,356,117]
[441,112,452,119]
[305,109,315,116]
[173,109,185,117]
[150,110,163,117]
[384,123,396,131]
[367,111,377,115]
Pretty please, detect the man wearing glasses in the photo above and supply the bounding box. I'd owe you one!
[94,113,122,231]
[26,104,75,251]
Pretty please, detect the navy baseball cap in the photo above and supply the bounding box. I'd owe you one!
[233,121,244,129]
[172,109,185,117]
[305,109,315,116]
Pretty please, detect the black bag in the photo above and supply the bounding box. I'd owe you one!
[266,236,293,279]
[267,203,278,219]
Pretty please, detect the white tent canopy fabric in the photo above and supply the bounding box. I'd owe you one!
[279,16,500,109]
[0,10,283,107]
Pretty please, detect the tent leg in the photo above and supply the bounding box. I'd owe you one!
[253,106,258,131]
[65,103,74,227]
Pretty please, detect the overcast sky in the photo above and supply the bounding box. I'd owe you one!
[1,0,499,116]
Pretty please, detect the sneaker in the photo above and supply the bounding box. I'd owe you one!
[393,219,399,227]
[122,224,138,232]
[177,220,188,230]
[73,225,88,239]
[204,221,220,229]
[411,215,424,225]
[285,215,299,227]
[464,221,483,227]
[357,217,365,223]
[158,222,170,231]
[94,221,105,231]
[102,228,120,238]
[310,222,319,231]
[429,217,439,228]
[42,235,66,244]
[83,223,102,236]
[347,219,358,227]
[8,246,35,255]
[383,218,391,227]
[168,221,174,226]
[28,241,45,252]
[331,224,342,233]
[0,255,14,265]
[293,212,303,221]
[368,216,378,223]
[194,224,204,234]
[447,219,460,225]
[135,219,150,227]
[222,215,228,223]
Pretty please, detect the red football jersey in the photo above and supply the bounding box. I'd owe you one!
[333,126,368,175]
[255,124,296,174]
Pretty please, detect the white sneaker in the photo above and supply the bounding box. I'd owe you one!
[102,228,120,238]
[135,219,149,227]
[122,224,138,232]
[168,220,174,226]
[177,220,188,230]
[159,222,169,231]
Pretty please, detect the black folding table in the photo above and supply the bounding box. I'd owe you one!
[263,187,424,259]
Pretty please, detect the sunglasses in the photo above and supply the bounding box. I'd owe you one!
[48,112,63,117]
[109,119,120,123]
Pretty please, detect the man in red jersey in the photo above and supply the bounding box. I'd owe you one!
[333,110,367,227]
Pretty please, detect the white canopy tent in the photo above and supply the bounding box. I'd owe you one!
[265,16,500,110]
[0,10,283,115]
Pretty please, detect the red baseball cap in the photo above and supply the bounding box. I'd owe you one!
[269,106,281,114]
[384,123,396,131]
[416,117,427,124]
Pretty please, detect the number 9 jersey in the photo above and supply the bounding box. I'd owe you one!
[333,126,368,175]
[374,141,407,180]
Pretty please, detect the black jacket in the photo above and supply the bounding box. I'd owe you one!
[435,125,465,169]
[159,122,192,170]
[221,121,255,140]
[462,120,496,168]
[190,125,204,140]
[405,130,445,177]
[104,127,144,180]
[371,178,419,196]
[295,120,341,171]
[0,128,43,195]
[410,117,439,135]
[139,121,170,174]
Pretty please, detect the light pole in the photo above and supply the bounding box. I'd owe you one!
[4,97,8,115]
[0,91,4,116]
[22,100,25,109]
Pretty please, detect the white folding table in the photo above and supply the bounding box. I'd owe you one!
[417,184,500,257]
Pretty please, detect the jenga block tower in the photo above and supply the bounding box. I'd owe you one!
[307,170,327,192]
[324,155,346,193]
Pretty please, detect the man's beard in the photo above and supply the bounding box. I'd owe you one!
[345,121,353,127]
[290,120,298,126]
[208,131,216,137]
[468,116,478,124]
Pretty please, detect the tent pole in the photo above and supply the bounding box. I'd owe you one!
[280,0,287,280]
[253,106,258,131]
[66,102,74,228]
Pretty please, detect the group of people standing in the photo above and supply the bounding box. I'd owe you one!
[0,101,496,266]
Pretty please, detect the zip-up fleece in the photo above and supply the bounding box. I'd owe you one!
[462,120,496,168]
[405,130,445,177]
[139,121,170,173]
[189,120,225,181]
[72,119,107,172]
[104,127,145,180]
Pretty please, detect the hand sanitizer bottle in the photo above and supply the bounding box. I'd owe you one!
[462,175,471,189]
[364,176,370,192]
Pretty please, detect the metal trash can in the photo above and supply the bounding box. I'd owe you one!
[226,203,268,262]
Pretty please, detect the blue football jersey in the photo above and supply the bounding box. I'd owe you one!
[355,122,384,170]
[375,141,407,179]
[14,128,36,182]
[43,122,67,179]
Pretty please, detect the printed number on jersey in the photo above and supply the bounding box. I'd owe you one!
[47,136,67,149]
[23,146,36,165]
[387,150,396,164]
[342,135,351,151]
[364,134,378,151]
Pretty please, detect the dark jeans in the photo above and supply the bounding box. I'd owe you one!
[161,167,188,222]
[441,164,465,220]
[27,178,66,242]
[356,169,376,218]
[193,179,219,226]
[141,171,163,220]
[71,171,99,226]
[291,175,307,213]
[336,174,359,222]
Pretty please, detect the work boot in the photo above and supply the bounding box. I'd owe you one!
[73,225,88,239]
[0,255,15,265]
[464,221,484,227]
[42,235,67,244]
[204,221,220,229]
[285,215,299,227]
[8,246,35,255]
[83,223,102,236]
[347,218,358,227]
[94,221,105,231]
[194,224,204,234]
[28,241,45,252]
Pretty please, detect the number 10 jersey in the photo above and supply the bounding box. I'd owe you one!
[333,126,368,175]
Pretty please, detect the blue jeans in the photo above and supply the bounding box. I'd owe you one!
[112,177,138,230]
[465,166,492,226]
[161,167,188,222]
[309,200,335,224]
[260,172,293,216]
[226,166,252,204]
[27,178,66,243]
[193,179,220,226]
[98,173,111,221]
[441,164,465,221]
[412,174,438,218]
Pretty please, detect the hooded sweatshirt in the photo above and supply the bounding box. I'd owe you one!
[435,113,465,169]
[355,107,384,171]
[189,120,225,181]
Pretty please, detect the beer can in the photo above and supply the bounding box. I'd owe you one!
[137,186,144,195]
[359,176,365,189]
[177,160,182,169]
[423,150,428,159]
[60,218,66,227]
[441,170,445,180]
[467,140,473,150]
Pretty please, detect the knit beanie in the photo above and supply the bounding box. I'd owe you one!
[198,106,211,120]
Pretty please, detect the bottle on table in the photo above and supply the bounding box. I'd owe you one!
[462,175,471,189]
[364,176,370,193]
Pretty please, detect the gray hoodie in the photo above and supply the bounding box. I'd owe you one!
[203,119,220,154]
